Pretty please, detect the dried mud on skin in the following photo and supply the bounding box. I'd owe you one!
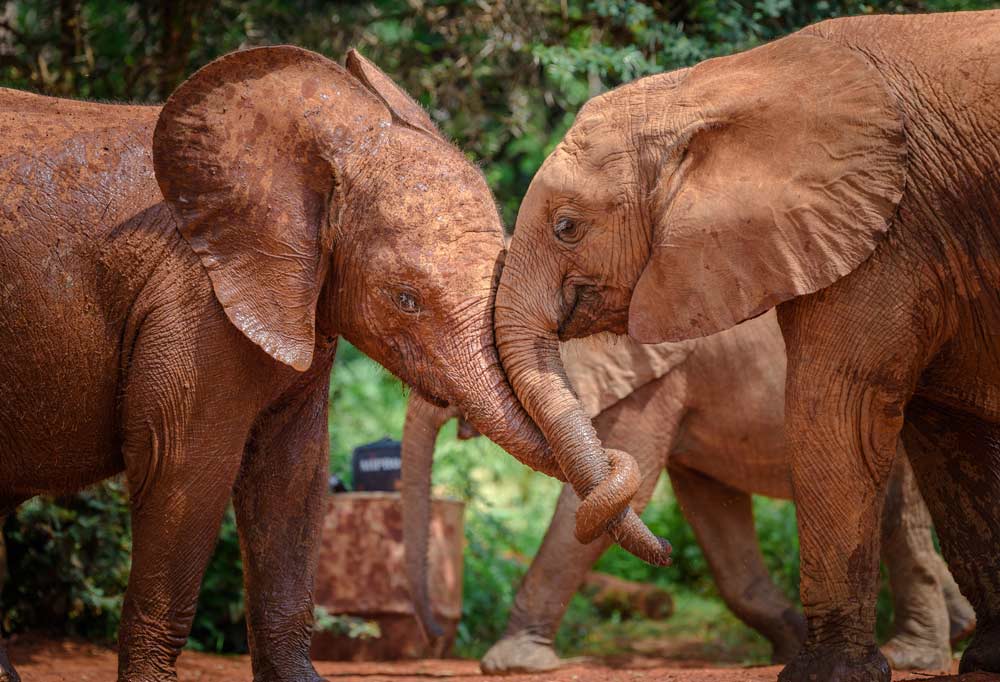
[8,636,998,682]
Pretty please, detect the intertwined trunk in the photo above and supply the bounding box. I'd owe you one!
[493,253,671,566]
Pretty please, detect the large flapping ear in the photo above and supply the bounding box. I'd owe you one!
[345,49,445,142]
[154,46,391,371]
[560,336,692,418]
[628,34,906,343]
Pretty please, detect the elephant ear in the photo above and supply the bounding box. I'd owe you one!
[628,34,906,343]
[345,49,445,142]
[154,46,390,371]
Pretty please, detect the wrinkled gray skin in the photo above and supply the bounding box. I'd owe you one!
[403,313,975,672]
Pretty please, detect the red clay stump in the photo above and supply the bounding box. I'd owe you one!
[310,492,465,660]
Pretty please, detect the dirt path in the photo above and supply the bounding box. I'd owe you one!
[7,636,997,682]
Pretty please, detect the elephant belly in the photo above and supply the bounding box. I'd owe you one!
[0,263,126,497]
[671,435,793,500]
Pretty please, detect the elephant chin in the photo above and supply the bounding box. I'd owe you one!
[493,276,671,566]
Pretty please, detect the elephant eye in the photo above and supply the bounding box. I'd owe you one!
[554,216,584,244]
[395,290,421,314]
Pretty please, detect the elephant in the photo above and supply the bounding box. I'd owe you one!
[493,11,1000,682]
[0,46,663,682]
[401,312,975,672]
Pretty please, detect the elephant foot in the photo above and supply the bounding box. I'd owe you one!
[480,630,561,675]
[778,644,890,682]
[960,621,1000,673]
[881,633,951,671]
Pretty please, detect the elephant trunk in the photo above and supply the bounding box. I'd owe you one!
[401,395,455,643]
[493,260,671,566]
[448,298,566,482]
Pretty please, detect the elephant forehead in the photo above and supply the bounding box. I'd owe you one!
[533,146,629,211]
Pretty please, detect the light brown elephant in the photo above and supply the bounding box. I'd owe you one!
[492,12,1000,682]
[402,312,974,672]
[0,47,663,682]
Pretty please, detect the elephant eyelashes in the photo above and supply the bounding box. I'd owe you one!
[554,216,584,244]
[395,290,421,314]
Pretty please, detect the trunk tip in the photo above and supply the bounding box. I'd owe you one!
[608,508,673,567]
[415,608,445,643]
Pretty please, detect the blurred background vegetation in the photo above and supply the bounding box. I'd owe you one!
[1,0,993,663]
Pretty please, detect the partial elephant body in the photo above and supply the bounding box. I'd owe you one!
[1,88,321,682]
[496,11,1000,682]
[403,313,970,671]
[486,314,968,672]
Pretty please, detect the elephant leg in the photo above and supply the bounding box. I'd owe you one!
[233,360,334,682]
[480,373,686,674]
[902,396,1000,674]
[879,454,951,671]
[776,288,930,682]
[119,438,243,681]
[939,555,976,643]
[667,462,805,663]
[116,342,252,682]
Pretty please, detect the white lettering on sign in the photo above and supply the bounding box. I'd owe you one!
[358,456,401,473]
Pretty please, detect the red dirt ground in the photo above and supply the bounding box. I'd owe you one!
[7,636,999,682]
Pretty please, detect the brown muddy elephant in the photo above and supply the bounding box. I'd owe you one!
[0,47,660,682]
[492,12,1000,682]
[402,313,974,672]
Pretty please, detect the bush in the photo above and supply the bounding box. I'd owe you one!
[2,480,131,641]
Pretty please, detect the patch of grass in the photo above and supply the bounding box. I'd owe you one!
[564,591,773,665]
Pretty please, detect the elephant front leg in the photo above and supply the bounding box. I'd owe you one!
[233,364,334,682]
[119,408,248,681]
[776,292,929,682]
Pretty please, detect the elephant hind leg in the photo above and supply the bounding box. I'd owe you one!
[879,454,951,671]
[903,396,1000,674]
[668,462,805,663]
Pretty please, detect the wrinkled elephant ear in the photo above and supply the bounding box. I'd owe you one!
[345,49,445,142]
[153,46,391,371]
[628,34,907,343]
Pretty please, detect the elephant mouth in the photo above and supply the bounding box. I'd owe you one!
[557,281,597,341]
[558,282,627,341]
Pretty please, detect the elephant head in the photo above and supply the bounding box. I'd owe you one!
[150,46,570,487]
[495,34,905,544]
[151,46,668,564]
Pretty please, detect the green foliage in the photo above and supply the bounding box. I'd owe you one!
[313,607,381,640]
[2,480,131,641]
